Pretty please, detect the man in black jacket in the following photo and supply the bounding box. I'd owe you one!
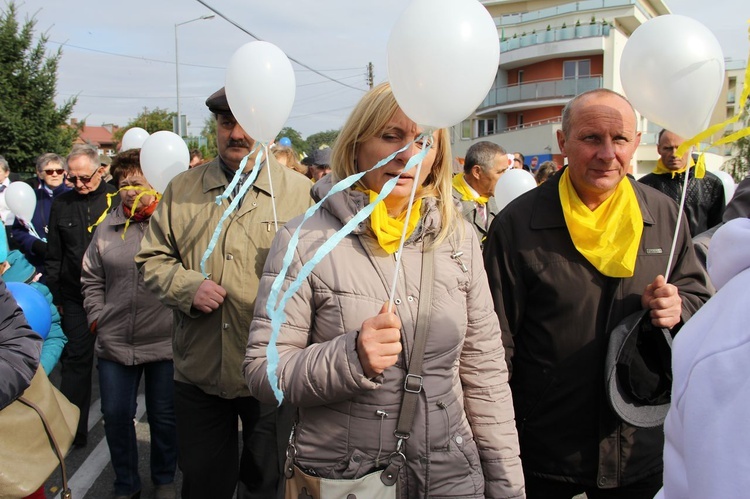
[639,129,725,236]
[46,144,118,447]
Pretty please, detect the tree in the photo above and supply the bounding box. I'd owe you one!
[200,116,218,160]
[306,129,340,156]
[0,2,77,174]
[275,126,307,153]
[725,100,750,182]
[113,107,176,145]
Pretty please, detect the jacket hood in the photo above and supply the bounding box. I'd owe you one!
[4,250,37,283]
[310,173,443,239]
[707,217,750,290]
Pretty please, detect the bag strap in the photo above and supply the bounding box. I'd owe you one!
[17,396,73,499]
[381,248,434,486]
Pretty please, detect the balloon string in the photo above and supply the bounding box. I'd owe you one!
[264,136,430,405]
[200,147,266,278]
[265,143,279,232]
[664,145,693,283]
[387,134,432,314]
[20,218,43,241]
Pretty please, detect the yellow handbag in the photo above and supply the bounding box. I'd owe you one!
[0,366,79,498]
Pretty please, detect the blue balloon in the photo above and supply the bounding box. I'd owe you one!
[5,282,51,339]
[279,137,292,147]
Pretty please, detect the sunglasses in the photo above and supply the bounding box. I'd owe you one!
[65,173,98,185]
[44,169,65,175]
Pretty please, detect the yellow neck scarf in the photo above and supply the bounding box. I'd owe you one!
[366,190,422,254]
[652,155,705,179]
[452,173,488,205]
[559,169,643,278]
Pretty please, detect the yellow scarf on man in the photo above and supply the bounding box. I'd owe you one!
[452,173,488,205]
[558,169,643,278]
[366,190,423,254]
[652,155,705,179]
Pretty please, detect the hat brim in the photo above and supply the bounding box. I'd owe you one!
[605,309,671,428]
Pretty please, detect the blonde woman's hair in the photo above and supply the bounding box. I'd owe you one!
[272,146,307,176]
[330,82,459,246]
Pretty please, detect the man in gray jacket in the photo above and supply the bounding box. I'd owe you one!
[136,88,314,499]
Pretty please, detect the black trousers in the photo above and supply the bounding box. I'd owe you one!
[59,299,95,442]
[174,381,288,499]
[525,472,663,499]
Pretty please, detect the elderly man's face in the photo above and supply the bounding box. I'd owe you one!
[67,155,103,195]
[657,130,688,171]
[556,92,640,210]
[216,114,257,171]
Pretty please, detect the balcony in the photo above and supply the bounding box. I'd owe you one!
[494,0,649,27]
[501,23,610,53]
[480,76,603,111]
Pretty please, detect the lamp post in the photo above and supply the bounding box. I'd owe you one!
[175,14,215,138]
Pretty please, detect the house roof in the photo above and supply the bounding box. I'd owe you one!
[76,125,117,147]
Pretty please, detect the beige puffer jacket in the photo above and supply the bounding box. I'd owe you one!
[244,176,524,498]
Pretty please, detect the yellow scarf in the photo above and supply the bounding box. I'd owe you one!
[452,173,488,205]
[652,155,705,179]
[366,190,422,254]
[559,169,643,278]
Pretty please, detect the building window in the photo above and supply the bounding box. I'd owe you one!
[563,59,591,79]
[461,119,472,140]
[518,113,524,127]
[477,119,496,137]
[518,69,524,84]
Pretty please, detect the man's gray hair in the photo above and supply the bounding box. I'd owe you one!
[464,141,507,174]
[0,155,8,173]
[67,144,99,172]
[561,88,636,135]
[36,153,67,174]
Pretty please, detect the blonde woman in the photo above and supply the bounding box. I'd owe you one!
[244,82,524,498]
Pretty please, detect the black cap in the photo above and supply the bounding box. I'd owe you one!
[206,87,230,114]
[605,309,673,428]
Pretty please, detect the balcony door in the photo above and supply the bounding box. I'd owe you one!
[563,60,590,80]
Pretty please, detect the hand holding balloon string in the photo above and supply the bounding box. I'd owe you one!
[358,302,403,379]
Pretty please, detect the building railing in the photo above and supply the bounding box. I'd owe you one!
[480,76,603,109]
[500,23,610,53]
[494,0,649,27]
[504,116,562,132]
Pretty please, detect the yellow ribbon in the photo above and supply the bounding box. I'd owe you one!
[87,186,160,238]
[366,190,422,254]
[559,169,643,278]
[452,173,489,205]
[652,156,705,179]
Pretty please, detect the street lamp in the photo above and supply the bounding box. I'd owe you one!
[175,14,215,138]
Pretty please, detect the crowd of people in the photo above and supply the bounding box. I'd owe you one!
[0,79,743,499]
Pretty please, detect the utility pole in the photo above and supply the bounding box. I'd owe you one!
[366,62,374,89]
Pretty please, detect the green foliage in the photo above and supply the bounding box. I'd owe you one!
[200,116,218,160]
[275,126,307,154]
[306,129,339,156]
[725,101,750,181]
[113,107,176,144]
[0,2,77,174]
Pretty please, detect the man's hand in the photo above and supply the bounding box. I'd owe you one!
[357,302,403,379]
[192,279,227,314]
[641,274,682,329]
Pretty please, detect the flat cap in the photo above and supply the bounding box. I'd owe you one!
[206,87,231,114]
[312,148,332,167]
[99,154,112,166]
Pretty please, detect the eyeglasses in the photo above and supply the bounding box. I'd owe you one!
[44,169,65,175]
[65,173,98,185]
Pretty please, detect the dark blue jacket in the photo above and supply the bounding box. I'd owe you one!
[11,182,71,276]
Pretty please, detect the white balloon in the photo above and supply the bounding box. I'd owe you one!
[120,127,150,152]
[139,131,189,193]
[5,182,36,222]
[712,170,736,205]
[225,42,296,144]
[494,169,537,212]
[387,0,500,129]
[620,15,724,139]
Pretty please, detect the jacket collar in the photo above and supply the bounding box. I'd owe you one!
[530,167,656,230]
[202,154,286,198]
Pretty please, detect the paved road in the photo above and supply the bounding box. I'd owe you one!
[44,365,183,499]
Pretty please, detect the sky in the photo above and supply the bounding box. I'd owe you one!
[8,0,750,140]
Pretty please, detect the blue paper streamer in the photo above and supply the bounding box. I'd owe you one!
[200,145,265,278]
[265,135,432,405]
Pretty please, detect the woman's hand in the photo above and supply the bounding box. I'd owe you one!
[357,302,402,379]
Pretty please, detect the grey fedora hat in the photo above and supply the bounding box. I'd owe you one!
[605,309,673,428]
